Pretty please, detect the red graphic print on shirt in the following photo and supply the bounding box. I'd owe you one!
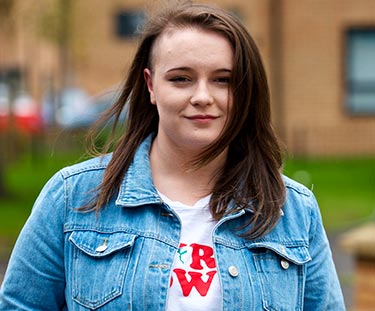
[170,243,217,297]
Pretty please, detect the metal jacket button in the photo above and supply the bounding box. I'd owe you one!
[96,238,108,253]
[280,259,290,270]
[228,266,239,277]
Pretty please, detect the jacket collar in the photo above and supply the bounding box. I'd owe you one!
[115,134,162,207]
[114,134,255,218]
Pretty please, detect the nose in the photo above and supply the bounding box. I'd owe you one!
[190,81,214,106]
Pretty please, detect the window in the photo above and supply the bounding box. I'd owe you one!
[346,28,375,115]
[115,10,145,38]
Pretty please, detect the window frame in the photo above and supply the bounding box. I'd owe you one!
[344,27,375,116]
[114,9,145,39]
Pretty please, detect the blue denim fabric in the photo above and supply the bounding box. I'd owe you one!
[0,135,345,310]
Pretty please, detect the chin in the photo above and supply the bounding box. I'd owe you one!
[183,136,218,149]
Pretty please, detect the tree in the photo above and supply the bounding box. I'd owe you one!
[0,0,15,197]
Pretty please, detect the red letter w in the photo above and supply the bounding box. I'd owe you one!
[173,269,216,297]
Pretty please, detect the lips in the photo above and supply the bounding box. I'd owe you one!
[185,115,218,120]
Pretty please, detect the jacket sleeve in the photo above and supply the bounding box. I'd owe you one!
[303,193,346,310]
[0,172,66,311]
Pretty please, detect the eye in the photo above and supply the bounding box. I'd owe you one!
[214,77,231,84]
[169,76,191,83]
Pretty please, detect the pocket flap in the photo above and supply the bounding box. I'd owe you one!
[247,241,311,265]
[69,231,137,257]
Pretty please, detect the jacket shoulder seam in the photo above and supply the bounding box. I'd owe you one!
[60,158,109,179]
[283,175,312,197]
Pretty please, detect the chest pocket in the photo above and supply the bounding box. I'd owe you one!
[248,242,311,311]
[69,230,137,310]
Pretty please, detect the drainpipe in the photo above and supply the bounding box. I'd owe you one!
[269,0,286,143]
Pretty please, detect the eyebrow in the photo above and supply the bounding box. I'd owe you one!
[166,67,232,73]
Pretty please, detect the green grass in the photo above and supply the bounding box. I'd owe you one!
[0,152,84,235]
[0,135,87,256]
[283,157,375,231]
[0,142,374,257]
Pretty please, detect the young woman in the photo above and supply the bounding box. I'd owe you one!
[0,2,345,310]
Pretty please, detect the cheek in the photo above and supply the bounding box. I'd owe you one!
[152,83,175,107]
[154,97,178,117]
[221,92,233,113]
[155,91,185,110]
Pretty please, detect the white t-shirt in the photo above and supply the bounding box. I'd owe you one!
[159,192,222,311]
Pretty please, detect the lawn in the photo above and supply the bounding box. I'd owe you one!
[0,151,85,236]
[283,157,375,230]
[0,138,374,257]
[0,131,88,257]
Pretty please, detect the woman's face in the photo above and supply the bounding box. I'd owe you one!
[144,27,233,152]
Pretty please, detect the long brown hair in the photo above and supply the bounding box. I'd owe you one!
[86,2,286,239]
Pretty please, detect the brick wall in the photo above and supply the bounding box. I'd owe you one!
[280,0,375,155]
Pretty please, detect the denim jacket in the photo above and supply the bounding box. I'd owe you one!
[0,135,345,311]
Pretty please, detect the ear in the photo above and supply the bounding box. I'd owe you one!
[144,68,156,105]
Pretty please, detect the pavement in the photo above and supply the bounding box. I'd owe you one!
[0,233,354,308]
[328,232,354,309]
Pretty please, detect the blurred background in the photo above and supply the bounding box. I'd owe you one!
[0,0,374,309]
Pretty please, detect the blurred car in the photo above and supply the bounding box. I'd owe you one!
[0,83,10,130]
[55,86,123,129]
[13,90,43,134]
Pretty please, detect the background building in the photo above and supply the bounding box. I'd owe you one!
[1,0,374,156]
